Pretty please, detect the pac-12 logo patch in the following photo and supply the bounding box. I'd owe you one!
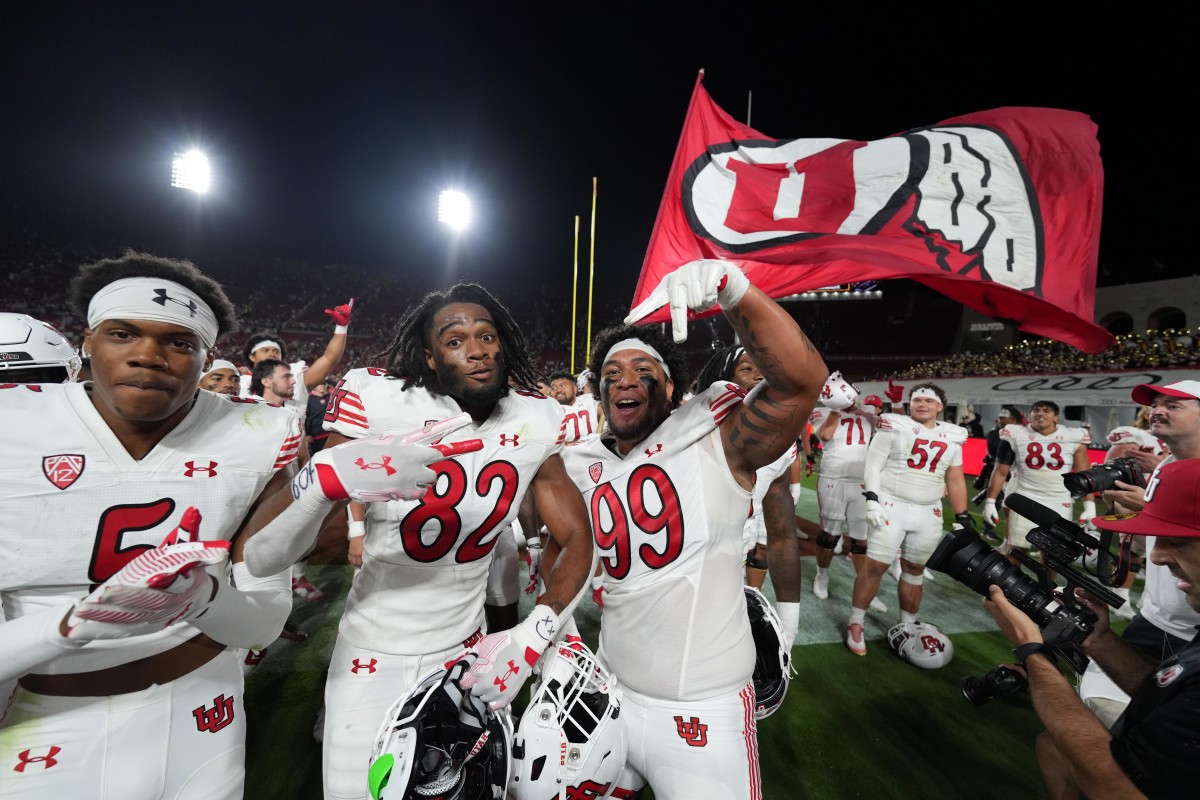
[589,462,603,483]
[43,454,85,490]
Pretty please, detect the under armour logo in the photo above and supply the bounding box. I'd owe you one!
[193,695,235,733]
[152,288,200,317]
[184,460,218,477]
[674,716,708,747]
[351,658,378,675]
[13,747,61,772]
[566,780,614,800]
[493,660,521,693]
[244,648,267,667]
[499,434,519,447]
[919,635,945,654]
[644,444,663,457]
[353,456,395,475]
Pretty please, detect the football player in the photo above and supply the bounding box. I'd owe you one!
[561,259,826,798]
[298,282,594,800]
[845,382,969,656]
[0,253,438,798]
[549,369,602,443]
[811,386,887,610]
[198,358,240,396]
[982,400,1093,560]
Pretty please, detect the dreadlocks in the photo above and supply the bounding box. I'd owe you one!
[695,343,745,390]
[374,283,540,394]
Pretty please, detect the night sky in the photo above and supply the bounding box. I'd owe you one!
[0,6,1185,314]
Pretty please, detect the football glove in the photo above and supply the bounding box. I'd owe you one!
[459,604,558,710]
[1079,499,1098,527]
[624,259,750,343]
[324,298,355,327]
[305,414,481,503]
[982,499,1000,526]
[523,541,543,595]
[66,508,230,640]
[864,499,888,529]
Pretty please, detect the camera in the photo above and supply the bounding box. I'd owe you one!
[926,493,1124,674]
[961,665,1028,706]
[1062,456,1145,499]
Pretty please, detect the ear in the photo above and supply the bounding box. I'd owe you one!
[425,348,435,372]
[82,328,93,358]
[202,350,214,373]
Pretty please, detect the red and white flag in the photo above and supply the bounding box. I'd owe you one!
[633,73,1113,353]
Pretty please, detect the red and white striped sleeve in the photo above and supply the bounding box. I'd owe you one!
[274,413,303,470]
[324,369,372,437]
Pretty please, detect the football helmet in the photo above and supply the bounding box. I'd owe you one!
[744,586,794,719]
[819,370,858,410]
[511,641,625,800]
[0,312,81,383]
[368,659,513,800]
[887,622,954,669]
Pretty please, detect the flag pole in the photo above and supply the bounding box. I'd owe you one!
[585,177,597,364]
[570,215,580,373]
[747,89,752,127]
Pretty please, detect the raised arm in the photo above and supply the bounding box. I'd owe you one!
[302,298,353,390]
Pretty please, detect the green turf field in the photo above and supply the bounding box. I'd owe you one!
[244,476,1134,799]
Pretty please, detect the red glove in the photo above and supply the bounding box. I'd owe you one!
[324,298,355,327]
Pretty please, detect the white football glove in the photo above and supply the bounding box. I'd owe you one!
[459,604,558,710]
[865,500,889,529]
[305,413,480,503]
[1079,499,1097,527]
[982,499,1000,526]
[523,542,543,595]
[819,371,859,411]
[624,259,751,343]
[66,508,230,641]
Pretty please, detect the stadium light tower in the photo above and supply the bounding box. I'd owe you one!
[171,150,211,194]
[438,190,470,231]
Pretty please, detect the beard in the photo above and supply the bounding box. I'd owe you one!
[434,351,509,409]
[602,375,670,446]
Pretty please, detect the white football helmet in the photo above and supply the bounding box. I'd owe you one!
[368,659,513,800]
[819,370,859,411]
[744,586,794,719]
[887,622,954,669]
[510,641,626,800]
[0,312,81,383]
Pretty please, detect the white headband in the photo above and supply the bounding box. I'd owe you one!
[250,340,282,356]
[88,277,218,349]
[205,359,237,375]
[910,388,942,402]
[603,338,671,378]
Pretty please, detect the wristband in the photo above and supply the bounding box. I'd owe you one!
[1013,641,1058,668]
[347,520,366,540]
[334,324,348,334]
[862,491,879,503]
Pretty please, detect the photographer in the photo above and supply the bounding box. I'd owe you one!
[1105,381,1200,659]
[984,458,1200,800]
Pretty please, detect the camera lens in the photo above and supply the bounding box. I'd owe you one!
[926,528,1057,626]
[960,676,993,706]
[1062,471,1099,499]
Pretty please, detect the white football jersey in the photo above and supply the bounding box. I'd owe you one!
[0,384,301,674]
[870,414,966,504]
[239,359,309,413]
[562,381,755,701]
[558,393,600,444]
[324,368,565,653]
[1001,423,1089,500]
[811,405,877,481]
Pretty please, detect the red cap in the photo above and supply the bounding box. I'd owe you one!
[1093,459,1200,539]
[1130,380,1200,407]
[863,395,883,408]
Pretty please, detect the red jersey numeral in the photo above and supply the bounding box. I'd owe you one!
[1024,442,1064,470]
[89,500,177,586]
[400,460,520,563]
[590,465,685,579]
[906,438,949,472]
[840,417,867,446]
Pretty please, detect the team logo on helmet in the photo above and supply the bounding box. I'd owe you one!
[43,454,85,490]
